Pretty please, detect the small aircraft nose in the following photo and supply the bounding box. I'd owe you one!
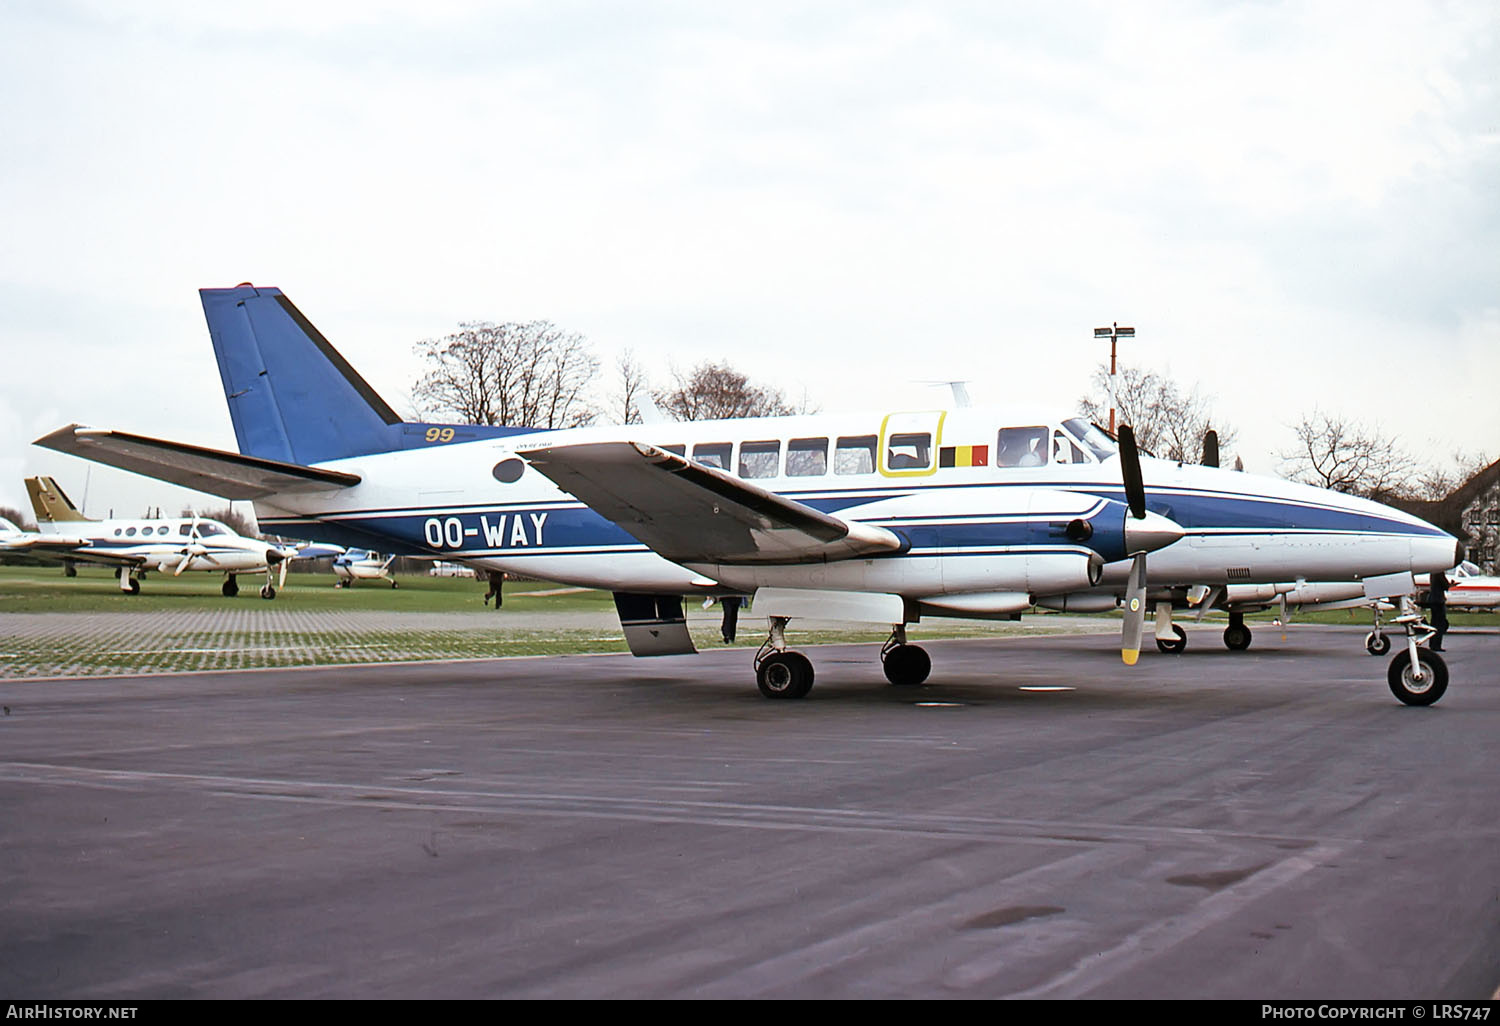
[1123,509,1186,555]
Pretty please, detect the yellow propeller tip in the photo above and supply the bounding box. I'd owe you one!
[1122,649,1139,666]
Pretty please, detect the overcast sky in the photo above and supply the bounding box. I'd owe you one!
[1,0,1495,524]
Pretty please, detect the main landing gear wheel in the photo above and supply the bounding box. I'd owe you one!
[260,583,276,600]
[757,651,814,700]
[882,644,931,686]
[1365,632,1390,656]
[1223,622,1253,651]
[124,577,140,596]
[222,577,239,598]
[1155,625,1187,654]
[1387,649,1447,706]
[390,580,399,589]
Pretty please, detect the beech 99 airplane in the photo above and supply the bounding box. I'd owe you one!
[35,285,1460,704]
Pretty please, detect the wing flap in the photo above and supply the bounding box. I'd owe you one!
[520,441,902,565]
[34,425,361,500]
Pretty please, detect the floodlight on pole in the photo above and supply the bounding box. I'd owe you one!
[1094,321,1135,436]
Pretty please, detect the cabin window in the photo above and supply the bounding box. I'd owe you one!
[693,442,731,470]
[114,528,122,536]
[1062,417,1114,461]
[1052,430,1087,465]
[886,432,931,471]
[125,527,137,536]
[787,437,828,477]
[997,426,1048,467]
[179,524,192,536]
[835,435,877,475]
[661,444,686,457]
[738,440,780,479]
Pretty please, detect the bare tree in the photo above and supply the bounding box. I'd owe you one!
[609,349,649,426]
[1413,449,1493,501]
[1278,411,1419,497]
[412,321,599,429]
[0,505,36,531]
[1079,363,1236,464]
[654,361,804,421]
[181,505,258,538]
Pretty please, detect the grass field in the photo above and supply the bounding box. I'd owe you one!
[1,565,1487,680]
[0,564,611,613]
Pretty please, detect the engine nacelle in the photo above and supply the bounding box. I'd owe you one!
[1034,592,1121,613]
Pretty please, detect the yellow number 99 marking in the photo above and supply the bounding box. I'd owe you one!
[425,427,456,443]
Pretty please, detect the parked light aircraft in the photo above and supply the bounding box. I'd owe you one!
[14,475,295,597]
[332,549,398,588]
[35,285,1461,704]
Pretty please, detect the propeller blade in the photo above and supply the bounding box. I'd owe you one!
[173,551,190,576]
[1202,429,1220,468]
[279,556,289,590]
[1118,424,1146,519]
[1121,552,1148,665]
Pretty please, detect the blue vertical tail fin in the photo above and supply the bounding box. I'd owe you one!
[201,285,539,464]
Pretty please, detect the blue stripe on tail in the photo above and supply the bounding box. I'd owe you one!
[201,285,539,464]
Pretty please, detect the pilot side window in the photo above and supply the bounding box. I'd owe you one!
[693,442,731,470]
[997,426,1048,467]
[738,440,780,479]
[786,437,828,477]
[834,435,877,475]
[1052,430,1086,465]
[179,524,192,536]
[887,433,931,470]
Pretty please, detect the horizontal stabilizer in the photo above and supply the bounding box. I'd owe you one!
[34,424,361,500]
[521,441,903,565]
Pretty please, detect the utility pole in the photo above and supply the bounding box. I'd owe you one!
[1093,322,1135,436]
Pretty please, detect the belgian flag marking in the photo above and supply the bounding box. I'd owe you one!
[939,445,988,468]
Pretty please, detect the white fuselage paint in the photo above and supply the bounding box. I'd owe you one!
[251,408,1457,606]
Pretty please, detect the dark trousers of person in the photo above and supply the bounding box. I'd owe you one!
[1431,605,1448,650]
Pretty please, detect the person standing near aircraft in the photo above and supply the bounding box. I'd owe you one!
[1428,568,1449,650]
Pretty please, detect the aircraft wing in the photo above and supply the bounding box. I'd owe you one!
[2,535,150,568]
[519,441,903,565]
[34,425,361,500]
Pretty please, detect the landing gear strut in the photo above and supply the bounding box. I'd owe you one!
[881,626,931,686]
[1386,600,1447,706]
[754,616,814,699]
[1364,605,1391,655]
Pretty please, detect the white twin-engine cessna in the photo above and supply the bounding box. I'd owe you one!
[10,474,295,598]
[36,286,1460,704]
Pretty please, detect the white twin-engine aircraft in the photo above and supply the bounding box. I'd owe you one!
[35,286,1459,703]
[12,475,295,598]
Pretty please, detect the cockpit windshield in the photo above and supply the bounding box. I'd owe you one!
[1062,418,1116,461]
